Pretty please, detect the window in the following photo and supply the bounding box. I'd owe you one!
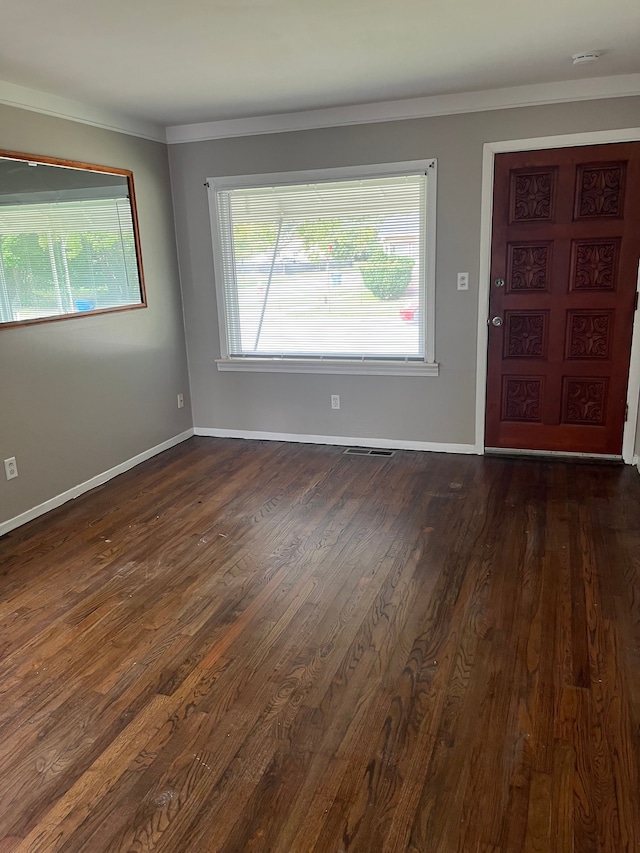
[208,161,437,375]
[0,152,145,328]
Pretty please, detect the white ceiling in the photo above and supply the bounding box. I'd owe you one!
[0,0,638,130]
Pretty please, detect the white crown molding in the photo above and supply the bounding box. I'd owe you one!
[165,74,640,144]
[2,73,639,147]
[0,429,194,538]
[0,80,165,143]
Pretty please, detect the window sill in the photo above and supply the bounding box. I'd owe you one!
[216,358,439,377]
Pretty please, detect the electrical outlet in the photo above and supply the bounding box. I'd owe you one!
[457,272,469,291]
[4,457,18,480]
[177,393,184,409]
[331,394,340,410]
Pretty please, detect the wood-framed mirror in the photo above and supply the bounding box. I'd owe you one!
[0,150,146,329]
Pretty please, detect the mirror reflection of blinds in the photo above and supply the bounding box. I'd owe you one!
[0,197,141,322]
[0,197,135,234]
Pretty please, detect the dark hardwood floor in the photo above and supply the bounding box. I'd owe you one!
[1,437,639,852]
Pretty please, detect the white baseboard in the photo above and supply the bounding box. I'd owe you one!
[634,455,640,475]
[0,429,194,538]
[194,426,476,455]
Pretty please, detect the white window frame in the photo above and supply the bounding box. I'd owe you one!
[207,160,438,376]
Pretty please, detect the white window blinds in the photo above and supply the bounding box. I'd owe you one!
[213,170,430,361]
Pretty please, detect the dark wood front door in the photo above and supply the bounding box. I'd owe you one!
[485,143,640,455]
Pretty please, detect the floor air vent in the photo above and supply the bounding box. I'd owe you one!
[343,447,396,457]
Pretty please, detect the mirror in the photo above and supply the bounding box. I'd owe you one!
[0,151,146,328]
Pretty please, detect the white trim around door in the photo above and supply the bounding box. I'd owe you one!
[475,127,640,464]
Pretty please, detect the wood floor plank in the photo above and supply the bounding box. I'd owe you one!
[1,438,639,852]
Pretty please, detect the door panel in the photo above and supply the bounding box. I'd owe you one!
[485,144,640,455]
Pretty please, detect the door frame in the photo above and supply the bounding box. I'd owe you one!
[475,127,640,463]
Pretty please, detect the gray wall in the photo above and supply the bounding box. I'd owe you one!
[0,104,191,527]
[169,96,640,452]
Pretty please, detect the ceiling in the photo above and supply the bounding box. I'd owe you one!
[0,0,638,130]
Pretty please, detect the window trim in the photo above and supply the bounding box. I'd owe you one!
[207,160,438,373]
[0,149,146,331]
[215,357,439,376]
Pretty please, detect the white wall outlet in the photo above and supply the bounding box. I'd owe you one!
[4,457,18,480]
[457,272,469,291]
[331,394,341,410]
[177,393,184,409]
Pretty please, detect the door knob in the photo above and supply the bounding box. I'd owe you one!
[494,278,505,287]
[491,316,503,327]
